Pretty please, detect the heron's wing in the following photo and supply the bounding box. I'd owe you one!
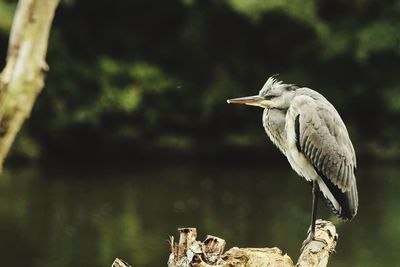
[290,93,358,218]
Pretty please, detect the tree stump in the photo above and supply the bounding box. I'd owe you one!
[111,219,337,267]
[166,219,337,267]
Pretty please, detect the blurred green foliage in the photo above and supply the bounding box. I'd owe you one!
[0,0,14,32]
[1,0,400,161]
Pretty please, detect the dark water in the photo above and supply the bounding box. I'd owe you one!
[0,163,398,267]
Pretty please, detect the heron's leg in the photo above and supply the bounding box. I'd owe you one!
[310,180,319,239]
[301,181,325,251]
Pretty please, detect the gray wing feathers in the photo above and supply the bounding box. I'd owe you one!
[295,98,356,193]
[346,181,358,217]
[291,92,358,217]
[291,89,357,196]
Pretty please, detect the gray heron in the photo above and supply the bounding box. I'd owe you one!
[227,76,358,247]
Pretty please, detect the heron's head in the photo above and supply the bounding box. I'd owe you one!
[227,76,298,109]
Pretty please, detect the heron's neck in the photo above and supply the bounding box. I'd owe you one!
[262,108,287,153]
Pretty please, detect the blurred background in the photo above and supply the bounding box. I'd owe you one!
[0,0,399,266]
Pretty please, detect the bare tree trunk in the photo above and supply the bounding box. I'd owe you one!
[112,220,338,267]
[0,0,59,171]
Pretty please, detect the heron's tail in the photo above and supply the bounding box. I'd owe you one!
[319,179,358,221]
[345,180,358,219]
[315,168,358,221]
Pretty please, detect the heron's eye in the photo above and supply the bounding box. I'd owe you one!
[285,85,298,91]
[264,95,274,100]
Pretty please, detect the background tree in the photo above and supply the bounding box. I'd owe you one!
[0,0,59,170]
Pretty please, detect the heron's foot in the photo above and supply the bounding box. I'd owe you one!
[300,234,328,252]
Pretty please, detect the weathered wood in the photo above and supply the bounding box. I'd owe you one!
[296,220,338,267]
[110,220,337,266]
[0,0,59,171]
[111,258,132,267]
[165,219,337,267]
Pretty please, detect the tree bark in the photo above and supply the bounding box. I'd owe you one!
[0,0,59,171]
[112,219,338,267]
[296,220,337,267]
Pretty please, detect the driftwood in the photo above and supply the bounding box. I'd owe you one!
[0,0,59,171]
[111,258,132,267]
[112,219,337,267]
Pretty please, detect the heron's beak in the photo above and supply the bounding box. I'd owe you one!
[227,95,264,105]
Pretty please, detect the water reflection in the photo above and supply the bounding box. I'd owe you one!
[0,163,398,267]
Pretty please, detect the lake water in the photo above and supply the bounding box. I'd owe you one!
[0,162,398,267]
